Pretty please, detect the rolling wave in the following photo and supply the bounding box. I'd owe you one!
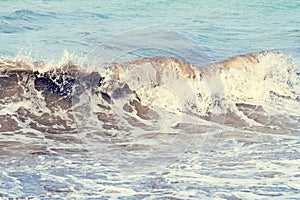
[0,51,300,163]
[0,51,299,156]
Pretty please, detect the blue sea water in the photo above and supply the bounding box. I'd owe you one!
[0,0,300,199]
[1,0,300,61]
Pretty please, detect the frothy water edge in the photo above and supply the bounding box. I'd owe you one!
[0,50,299,199]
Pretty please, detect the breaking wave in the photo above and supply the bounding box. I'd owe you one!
[0,51,299,164]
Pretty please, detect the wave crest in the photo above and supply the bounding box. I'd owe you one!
[0,51,299,135]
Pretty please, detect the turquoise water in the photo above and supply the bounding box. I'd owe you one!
[1,0,300,61]
[1,1,300,199]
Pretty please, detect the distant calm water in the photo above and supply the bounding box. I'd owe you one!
[0,0,300,199]
[1,0,300,60]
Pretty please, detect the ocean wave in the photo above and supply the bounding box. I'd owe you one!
[0,51,299,135]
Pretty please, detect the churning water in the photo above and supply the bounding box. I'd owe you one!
[0,1,300,199]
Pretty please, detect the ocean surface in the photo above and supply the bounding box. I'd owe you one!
[0,0,300,199]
